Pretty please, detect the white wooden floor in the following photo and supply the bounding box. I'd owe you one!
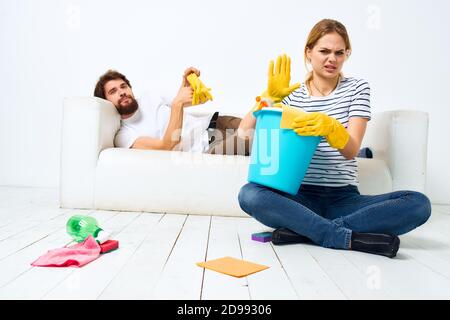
[1,186,450,300]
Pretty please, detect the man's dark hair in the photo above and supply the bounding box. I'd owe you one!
[94,69,132,99]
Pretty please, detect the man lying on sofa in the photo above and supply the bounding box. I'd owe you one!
[93,68,251,155]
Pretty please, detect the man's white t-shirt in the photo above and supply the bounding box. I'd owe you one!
[114,93,213,153]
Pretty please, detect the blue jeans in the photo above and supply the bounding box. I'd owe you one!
[238,183,431,249]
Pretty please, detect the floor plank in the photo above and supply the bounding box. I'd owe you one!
[0,186,449,300]
[200,216,250,300]
[341,242,450,299]
[301,244,388,299]
[235,218,298,299]
[271,243,347,299]
[152,215,211,299]
[43,212,158,300]
[98,214,186,299]
[0,209,93,289]
[0,210,120,299]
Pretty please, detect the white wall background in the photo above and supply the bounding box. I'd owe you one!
[1,0,449,204]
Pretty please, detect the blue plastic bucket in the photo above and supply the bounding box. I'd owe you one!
[248,108,321,195]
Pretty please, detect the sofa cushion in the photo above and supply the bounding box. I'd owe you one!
[94,148,250,216]
[94,148,392,216]
[356,158,392,195]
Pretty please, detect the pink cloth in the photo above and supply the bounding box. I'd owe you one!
[31,235,101,267]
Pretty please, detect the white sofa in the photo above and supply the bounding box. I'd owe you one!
[59,97,429,217]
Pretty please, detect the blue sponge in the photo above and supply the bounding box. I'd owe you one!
[251,232,272,243]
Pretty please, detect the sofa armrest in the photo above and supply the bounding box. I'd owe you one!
[362,110,429,192]
[59,97,120,208]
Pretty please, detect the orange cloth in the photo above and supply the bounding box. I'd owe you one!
[197,256,269,278]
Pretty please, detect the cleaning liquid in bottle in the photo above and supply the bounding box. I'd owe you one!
[66,215,111,244]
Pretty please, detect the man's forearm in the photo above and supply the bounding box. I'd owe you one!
[162,101,184,150]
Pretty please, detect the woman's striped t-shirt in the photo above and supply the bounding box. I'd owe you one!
[282,77,371,187]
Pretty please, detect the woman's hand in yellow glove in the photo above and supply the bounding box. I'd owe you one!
[292,112,350,149]
[264,54,300,103]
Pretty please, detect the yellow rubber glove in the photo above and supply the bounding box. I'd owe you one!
[292,112,350,149]
[187,73,213,105]
[262,54,300,103]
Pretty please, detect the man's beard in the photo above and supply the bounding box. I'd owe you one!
[117,96,139,116]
